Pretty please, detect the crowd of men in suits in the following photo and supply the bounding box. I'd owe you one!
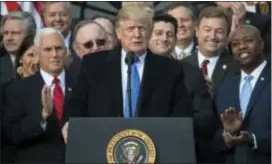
[0,1,270,164]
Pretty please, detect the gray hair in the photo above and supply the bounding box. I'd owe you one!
[42,2,71,13]
[73,19,107,41]
[0,11,36,36]
[34,27,64,47]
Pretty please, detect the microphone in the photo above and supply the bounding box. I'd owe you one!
[125,51,136,65]
[125,51,136,118]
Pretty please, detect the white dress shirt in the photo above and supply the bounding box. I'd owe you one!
[40,68,66,130]
[64,31,72,48]
[9,54,16,67]
[197,51,220,79]
[175,41,194,58]
[239,60,267,96]
[121,49,146,109]
[40,68,66,96]
[239,60,267,149]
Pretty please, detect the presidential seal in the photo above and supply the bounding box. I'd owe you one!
[107,129,156,164]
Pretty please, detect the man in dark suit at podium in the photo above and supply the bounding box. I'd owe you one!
[62,5,192,142]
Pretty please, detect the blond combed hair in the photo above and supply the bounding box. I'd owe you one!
[115,5,153,29]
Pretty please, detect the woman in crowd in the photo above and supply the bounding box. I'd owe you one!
[15,36,39,79]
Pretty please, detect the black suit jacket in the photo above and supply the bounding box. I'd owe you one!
[0,55,16,83]
[183,51,240,92]
[180,61,218,163]
[66,52,81,77]
[3,70,75,163]
[245,12,271,55]
[63,45,193,122]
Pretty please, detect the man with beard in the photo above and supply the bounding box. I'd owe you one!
[149,14,217,163]
[214,25,270,164]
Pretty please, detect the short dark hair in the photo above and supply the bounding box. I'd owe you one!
[16,35,35,73]
[166,2,197,21]
[153,14,178,35]
[197,6,230,34]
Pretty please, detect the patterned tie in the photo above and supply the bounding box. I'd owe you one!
[178,51,187,60]
[53,77,64,121]
[240,75,253,118]
[124,58,140,118]
[201,60,210,77]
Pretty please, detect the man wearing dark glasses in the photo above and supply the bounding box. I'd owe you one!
[68,20,108,75]
[72,20,108,58]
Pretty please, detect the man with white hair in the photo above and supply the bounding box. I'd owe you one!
[42,2,73,48]
[0,11,36,82]
[3,27,76,163]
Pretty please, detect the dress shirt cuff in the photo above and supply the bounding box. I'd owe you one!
[252,133,258,150]
[40,120,47,131]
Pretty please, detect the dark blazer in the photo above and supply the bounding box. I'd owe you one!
[213,63,271,164]
[66,52,81,77]
[245,12,271,55]
[180,61,218,163]
[3,70,76,163]
[183,51,240,92]
[0,55,16,83]
[63,45,193,122]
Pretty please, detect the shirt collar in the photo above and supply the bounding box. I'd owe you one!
[175,40,194,55]
[64,31,72,48]
[40,68,66,87]
[121,49,147,64]
[241,60,267,81]
[197,51,220,66]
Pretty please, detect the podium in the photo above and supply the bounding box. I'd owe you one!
[65,118,196,164]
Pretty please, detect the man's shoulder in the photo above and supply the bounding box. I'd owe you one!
[82,50,111,62]
[150,53,182,70]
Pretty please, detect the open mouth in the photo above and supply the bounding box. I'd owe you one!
[239,53,250,59]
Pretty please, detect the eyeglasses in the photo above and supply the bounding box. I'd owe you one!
[80,39,106,49]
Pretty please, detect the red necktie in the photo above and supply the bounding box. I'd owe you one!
[53,77,64,121]
[201,60,210,76]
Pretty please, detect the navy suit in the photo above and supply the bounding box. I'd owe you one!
[213,63,271,164]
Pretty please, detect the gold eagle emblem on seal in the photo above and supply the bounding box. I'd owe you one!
[107,129,156,163]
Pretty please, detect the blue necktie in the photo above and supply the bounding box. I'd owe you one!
[240,75,253,118]
[124,59,140,118]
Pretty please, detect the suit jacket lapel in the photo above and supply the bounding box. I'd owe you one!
[231,76,242,112]
[64,69,75,99]
[244,64,270,118]
[31,72,46,114]
[136,50,161,116]
[3,55,15,80]
[212,53,229,86]
[105,46,123,116]
[186,51,199,68]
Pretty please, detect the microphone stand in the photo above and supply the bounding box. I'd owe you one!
[125,52,135,118]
